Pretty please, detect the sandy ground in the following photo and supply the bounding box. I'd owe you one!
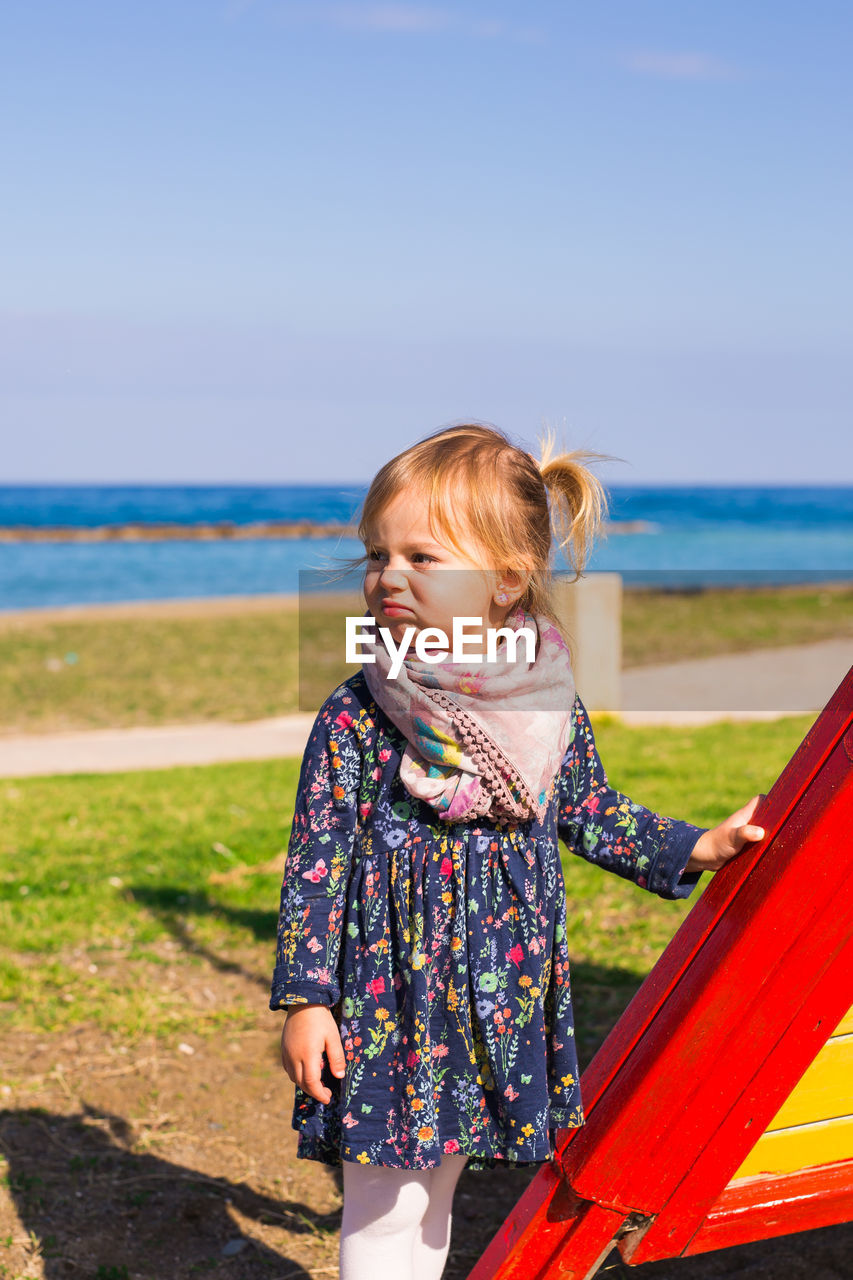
[0,594,302,629]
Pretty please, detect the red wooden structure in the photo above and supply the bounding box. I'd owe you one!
[469,664,853,1280]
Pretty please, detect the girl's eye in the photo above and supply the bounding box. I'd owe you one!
[364,550,436,565]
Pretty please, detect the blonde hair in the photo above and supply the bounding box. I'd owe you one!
[337,422,611,627]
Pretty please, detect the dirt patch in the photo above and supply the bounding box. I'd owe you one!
[2,994,850,1279]
[0,1023,337,1280]
[0,944,540,1280]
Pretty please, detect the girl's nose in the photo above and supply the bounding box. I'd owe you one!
[378,562,410,588]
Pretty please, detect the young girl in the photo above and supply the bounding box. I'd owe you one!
[271,423,765,1280]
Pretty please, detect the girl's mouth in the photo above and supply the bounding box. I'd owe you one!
[381,603,414,617]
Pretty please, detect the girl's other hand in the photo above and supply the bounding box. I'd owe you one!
[684,794,767,874]
[280,1004,346,1104]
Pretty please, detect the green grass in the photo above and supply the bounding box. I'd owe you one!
[1,584,849,735]
[0,612,302,733]
[619,581,853,667]
[1,757,298,1039]
[0,715,810,1045]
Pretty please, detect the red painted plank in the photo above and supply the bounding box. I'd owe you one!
[466,1162,572,1280]
[621,931,853,1261]
[469,668,853,1279]
[679,1160,853,1255]
[556,664,853,1141]
[561,734,853,1215]
[466,1172,625,1280]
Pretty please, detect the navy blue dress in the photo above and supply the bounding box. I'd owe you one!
[270,670,706,1170]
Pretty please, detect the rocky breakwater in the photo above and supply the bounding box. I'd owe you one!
[0,519,655,543]
[0,520,361,543]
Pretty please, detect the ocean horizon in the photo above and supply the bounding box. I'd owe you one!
[1,483,851,611]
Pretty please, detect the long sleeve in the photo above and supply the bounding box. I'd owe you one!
[556,695,706,901]
[270,698,361,1010]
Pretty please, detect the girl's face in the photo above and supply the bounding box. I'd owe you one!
[362,488,524,654]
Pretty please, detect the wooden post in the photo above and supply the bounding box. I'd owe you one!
[549,574,622,714]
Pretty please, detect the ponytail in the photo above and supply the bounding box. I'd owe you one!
[536,427,612,578]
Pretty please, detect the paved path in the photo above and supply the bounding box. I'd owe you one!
[619,637,851,724]
[1,640,849,778]
[0,715,318,779]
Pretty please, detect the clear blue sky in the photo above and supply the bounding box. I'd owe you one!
[2,1,851,484]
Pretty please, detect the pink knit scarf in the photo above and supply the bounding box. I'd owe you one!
[360,606,576,825]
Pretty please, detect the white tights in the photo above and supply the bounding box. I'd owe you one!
[340,1153,468,1280]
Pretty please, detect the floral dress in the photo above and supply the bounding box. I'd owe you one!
[270,670,706,1171]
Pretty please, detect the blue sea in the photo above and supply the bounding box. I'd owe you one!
[0,484,851,611]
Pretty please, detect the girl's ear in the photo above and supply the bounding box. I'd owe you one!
[500,568,530,601]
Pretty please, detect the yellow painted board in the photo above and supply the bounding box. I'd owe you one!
[763,1033,853,1129]
[733,1114,853,1179]
[832,1004,853,1037]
